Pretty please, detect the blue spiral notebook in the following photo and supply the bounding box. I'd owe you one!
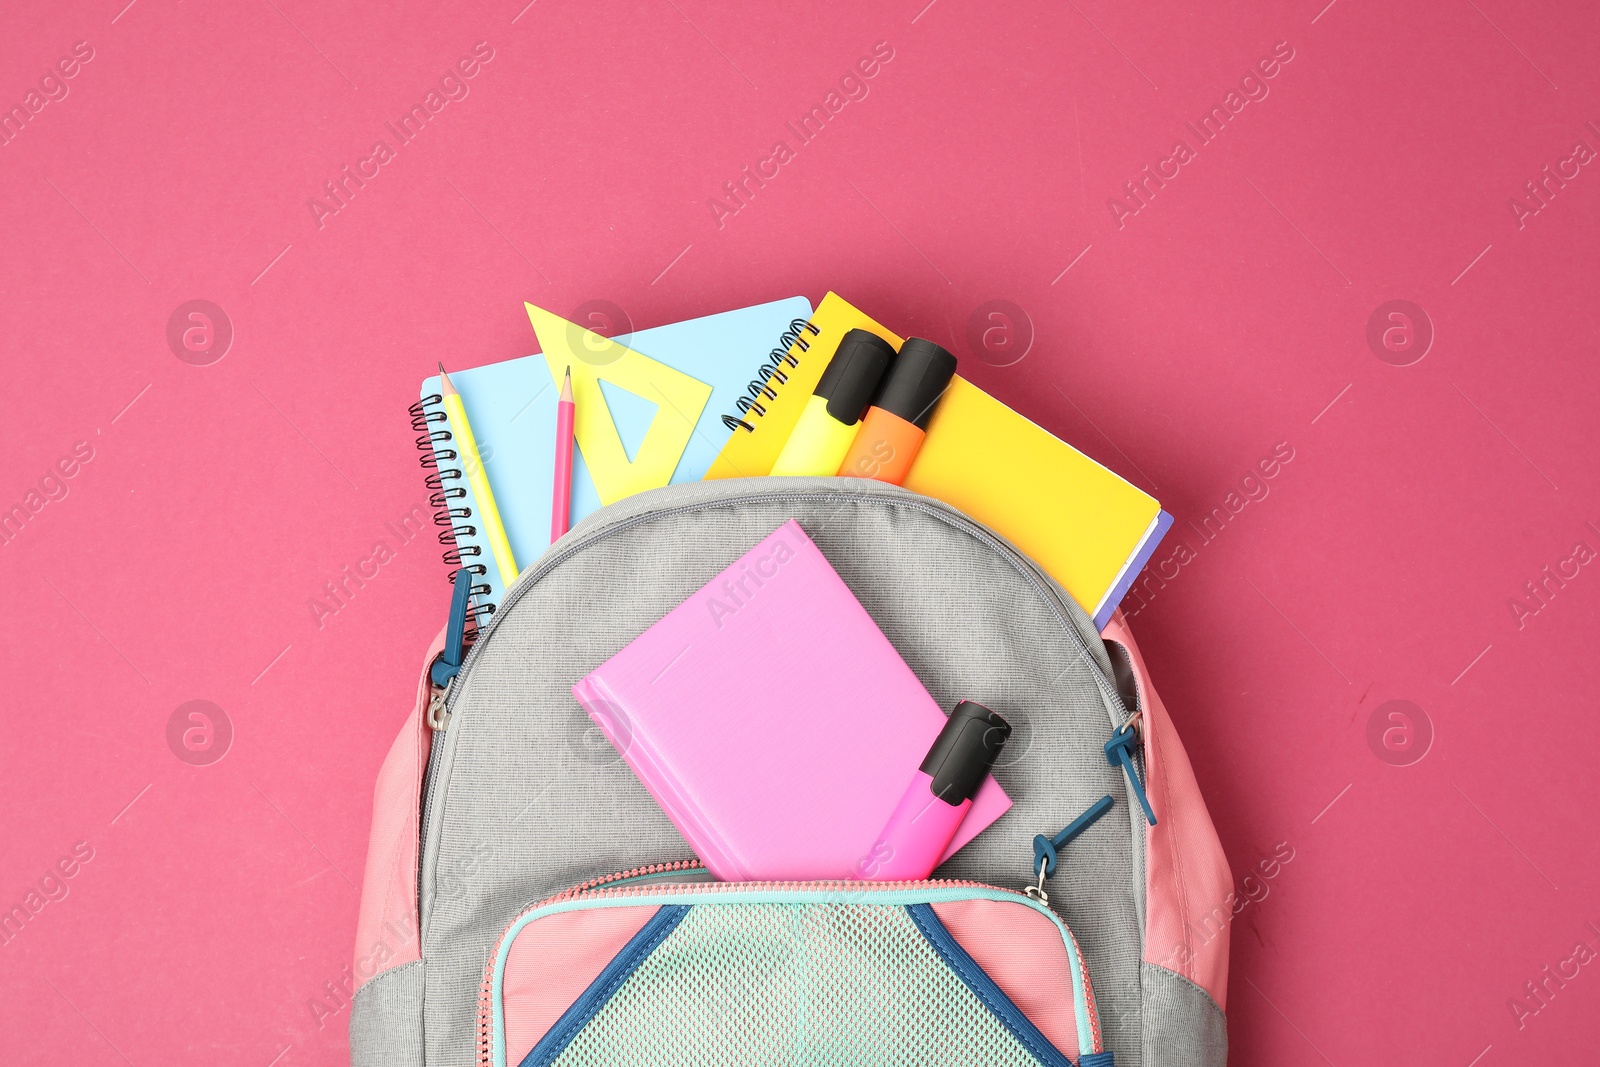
[417,296,813,608]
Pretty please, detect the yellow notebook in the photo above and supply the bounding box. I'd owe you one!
[708,293,1172,629]
[903,376,1172,629]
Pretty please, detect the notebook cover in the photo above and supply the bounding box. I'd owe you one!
[420,296,811,606]
[571,519,1012,882]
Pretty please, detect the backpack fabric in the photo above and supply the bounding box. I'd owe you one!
[349,476,1231,1066]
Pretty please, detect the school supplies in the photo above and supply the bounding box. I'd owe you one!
[570,518,1013,882]
[706,293,897,479]
[551,366,573,543]
[361,267,1230,1065]
[706,292,1171,630]
[838,336,957,484]
[857,700,1011,881]
[412,296,812,608]
[438,362,519,586]
[770,329,897,477]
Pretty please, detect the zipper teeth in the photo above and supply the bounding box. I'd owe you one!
[554,875,997,906]
[1060,917,1103,1052]
[424,485,1132,912]
[565,858,704,896]
[476,954,495,1067]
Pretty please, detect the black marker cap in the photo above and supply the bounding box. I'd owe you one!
[874,338,957,429]
[920,701,1011,806]
[814,329,896,424]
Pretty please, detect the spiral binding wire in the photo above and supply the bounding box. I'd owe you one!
[411,394,493,619]
[721,317,823,433]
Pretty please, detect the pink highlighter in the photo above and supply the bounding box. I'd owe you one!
[856,701,1012,881]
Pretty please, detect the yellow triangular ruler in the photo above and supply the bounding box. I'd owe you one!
[524,302,712,504]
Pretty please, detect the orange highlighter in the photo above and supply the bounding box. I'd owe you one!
[837,337,957,484]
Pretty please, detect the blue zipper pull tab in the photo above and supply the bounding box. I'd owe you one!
[432,567,474,687]
[1027,794,1114,905]
[427,569,475,729]
[1105,715,1156,826]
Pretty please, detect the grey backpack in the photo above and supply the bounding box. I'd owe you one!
[349,476,1232,1067]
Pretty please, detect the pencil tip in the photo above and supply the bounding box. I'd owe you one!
[438,361,446,374]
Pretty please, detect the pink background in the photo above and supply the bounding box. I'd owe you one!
[3,0,1597,1064]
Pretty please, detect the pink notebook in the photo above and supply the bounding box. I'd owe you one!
[572,519,1012,881]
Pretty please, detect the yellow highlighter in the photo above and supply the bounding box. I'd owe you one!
[438,362,519,586]
[769,329,897,477]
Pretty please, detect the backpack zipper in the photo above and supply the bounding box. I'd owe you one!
[422,483,1140,930]
[475,867,1103,1067]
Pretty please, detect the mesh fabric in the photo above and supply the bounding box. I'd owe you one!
[547,902,1061,1067]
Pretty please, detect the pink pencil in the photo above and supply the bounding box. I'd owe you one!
[551,366,574,543]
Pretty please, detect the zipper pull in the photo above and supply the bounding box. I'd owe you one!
[426,679,453,731]
[427,568,474,731]
[1026,794,1113,906]
[1105,714,1156,826]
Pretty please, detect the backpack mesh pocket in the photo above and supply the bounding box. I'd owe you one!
[498,890,1100,1067]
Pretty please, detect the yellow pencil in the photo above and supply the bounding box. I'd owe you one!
[438,362,518,586]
